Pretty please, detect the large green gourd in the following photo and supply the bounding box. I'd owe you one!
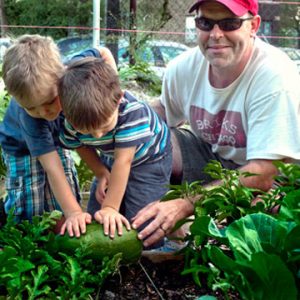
[55,222,143,264]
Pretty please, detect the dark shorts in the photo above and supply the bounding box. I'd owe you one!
[172,127,241,184]
[87,146,172,224]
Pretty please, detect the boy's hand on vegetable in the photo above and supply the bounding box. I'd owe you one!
[94,207,131,238]
[60,211,92,238]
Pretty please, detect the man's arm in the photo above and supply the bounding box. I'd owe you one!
[238,159,278,191]
[203,159,279,192]
[38,151,91,237]
[151,99,166,122]
[132,158,280,247]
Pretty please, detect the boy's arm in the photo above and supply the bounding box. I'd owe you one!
[76,146,109,178]
[94,146,136,238]
[38,150,92,237]
[76,146,111,203]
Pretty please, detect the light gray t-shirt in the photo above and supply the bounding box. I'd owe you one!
[161,38,300,165]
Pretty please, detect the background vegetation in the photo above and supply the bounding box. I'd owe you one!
[0,0,299,47]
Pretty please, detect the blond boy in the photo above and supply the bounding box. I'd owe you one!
[0,34,116,237]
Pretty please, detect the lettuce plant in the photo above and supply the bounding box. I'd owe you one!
[167,161,300,299]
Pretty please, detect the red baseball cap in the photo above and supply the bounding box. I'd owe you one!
[189,0,258,16]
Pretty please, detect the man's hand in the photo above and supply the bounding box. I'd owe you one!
[132,199,193,247]
[60,211,92,238]
[94,207,131,238]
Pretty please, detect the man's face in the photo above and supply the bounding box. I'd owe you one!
[18,87,62,121]
[196,2,259,71]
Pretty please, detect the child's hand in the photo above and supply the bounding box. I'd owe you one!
[96,173,110,204]
[99,47,118,72]
[60,211,92,238]
[95,178,108,204]
[94,207,131,238]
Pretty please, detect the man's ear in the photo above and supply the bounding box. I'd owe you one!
[250,15,261,37]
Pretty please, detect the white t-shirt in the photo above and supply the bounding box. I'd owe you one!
[161,38,300,165]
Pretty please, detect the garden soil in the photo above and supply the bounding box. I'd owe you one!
[100,254,239,300]
[101,256,212,300]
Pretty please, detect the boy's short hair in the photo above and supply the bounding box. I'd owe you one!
[2,34,64,105]
[58,57,122,130]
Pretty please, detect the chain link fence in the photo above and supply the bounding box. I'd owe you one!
[0,1,299,69]
[103,0,300,48]
[100,1,299,46]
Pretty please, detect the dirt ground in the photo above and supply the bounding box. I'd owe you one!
[100,256,208,300]
[99,254,239,300]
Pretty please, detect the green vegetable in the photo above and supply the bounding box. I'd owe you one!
[55,222,143,264]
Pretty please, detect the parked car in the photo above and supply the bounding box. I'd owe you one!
[56,36,92,60]
[279,47,300,73]
[56,36,190,78]
[118,40,190,78]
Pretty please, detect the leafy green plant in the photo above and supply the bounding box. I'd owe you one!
[178,161,300,300]
[164,161,266,224]
[0,86,9,180]
[0,210,120,299]
[119,61,162,96]
[71,151,94,192]
[273,161,300,189]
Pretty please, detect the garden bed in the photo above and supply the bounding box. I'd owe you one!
[100,256,235,300]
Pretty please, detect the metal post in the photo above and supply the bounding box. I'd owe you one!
[93,0,100,48]
[129,0,137,65]
[106,0,120,64]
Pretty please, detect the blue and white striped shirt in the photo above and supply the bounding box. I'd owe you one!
[59,92,170,167]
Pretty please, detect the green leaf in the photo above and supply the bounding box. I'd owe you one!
[239,252,297,300]
[191,216,226,239]
[25,265,51,300]
[208,245,238,274]
[196,296,217,300]
[279,189,300,223]
[226,213,288,261]
[284,224,300,251]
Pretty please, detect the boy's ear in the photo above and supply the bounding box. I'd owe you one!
[117,92,124,104]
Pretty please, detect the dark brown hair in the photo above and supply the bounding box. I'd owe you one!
[58,57,122,130]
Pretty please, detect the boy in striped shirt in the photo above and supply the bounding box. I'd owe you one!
[58,57,172,240]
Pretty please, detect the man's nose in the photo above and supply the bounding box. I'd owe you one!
[209,24,224,39]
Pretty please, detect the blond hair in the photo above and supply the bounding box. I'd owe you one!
[58,57,122,130]
[2,34,64,104]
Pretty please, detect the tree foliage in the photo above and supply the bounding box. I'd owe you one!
[2,0,92,40]
[278,5,300,48]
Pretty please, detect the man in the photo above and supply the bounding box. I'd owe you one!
[132,0,300,247]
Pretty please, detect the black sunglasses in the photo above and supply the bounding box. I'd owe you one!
[194,16,253,32]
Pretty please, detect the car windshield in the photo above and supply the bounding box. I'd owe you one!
[57,37,92,57]
[118,46,155,65]
[159,46,187,64]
